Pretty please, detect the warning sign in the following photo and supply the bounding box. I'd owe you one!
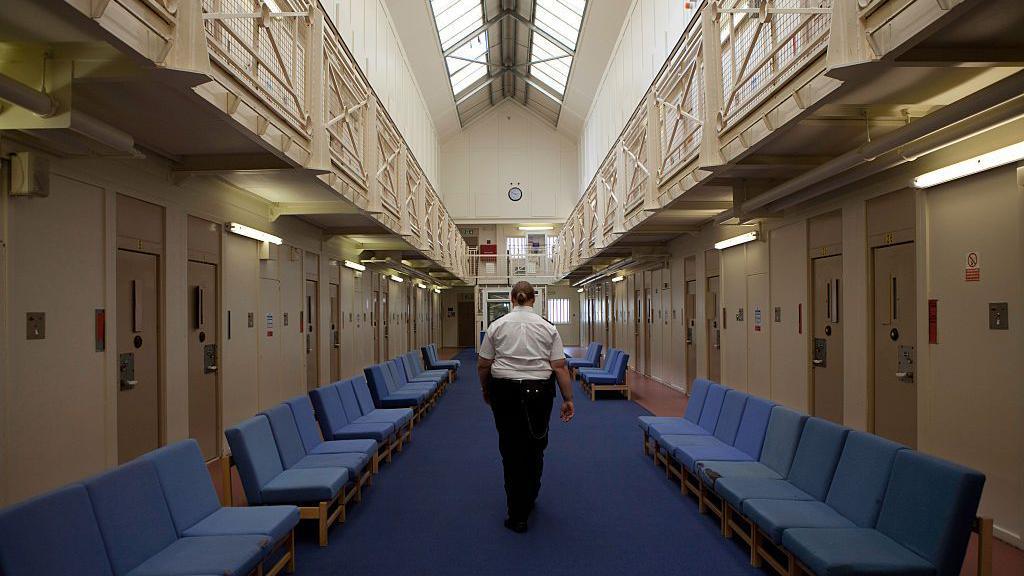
[965,251,980,282]
[753,307,762,332]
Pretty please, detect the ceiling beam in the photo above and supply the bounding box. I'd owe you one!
[442,10,512,57]
[269,201,358,221]
[506,69,563,104]
[322,227,393,236]
[893,48,1024,67]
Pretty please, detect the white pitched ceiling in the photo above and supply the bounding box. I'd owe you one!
[386,0,629,139]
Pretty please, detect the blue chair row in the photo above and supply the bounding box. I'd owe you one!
[638,379,988,576]
[309,377,414,465]
[566,342,603,375]
[578,348,630,401]
[422,343,460,375]
[364,357,441,417]
[0,439,298,576]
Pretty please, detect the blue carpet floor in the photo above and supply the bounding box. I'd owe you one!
[295,349,761,575]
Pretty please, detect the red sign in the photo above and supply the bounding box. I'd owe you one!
[965,268,980,282]
[928,299,937,344]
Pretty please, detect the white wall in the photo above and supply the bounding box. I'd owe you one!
[441,101,578,222]
[579,0,698,193]
[327,0,440,185]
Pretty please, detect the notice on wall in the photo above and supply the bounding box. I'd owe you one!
[965,251,980,282]
[753,307,762,332]
[266,313,274,337]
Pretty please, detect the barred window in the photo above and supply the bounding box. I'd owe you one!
[548,298,570,324]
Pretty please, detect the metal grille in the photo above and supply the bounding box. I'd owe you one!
[406,159,422,236]
[585,186,598,248]
[202,0,310,134]
[656,23,703,181]
[324,31,367,193]
[719,0,832,129]
[599,154,618,238]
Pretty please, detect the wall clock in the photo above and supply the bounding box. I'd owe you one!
[508,186,523,202]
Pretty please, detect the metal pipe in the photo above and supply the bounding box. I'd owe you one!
[0,72,59,117]
[742,70,1024,213]
[70,112,140,156]
[769,94,1024,211]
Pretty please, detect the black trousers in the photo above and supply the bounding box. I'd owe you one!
[488,378,556,522]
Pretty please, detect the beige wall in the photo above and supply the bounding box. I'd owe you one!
[577,163,1024,547]
[0,151,427,505]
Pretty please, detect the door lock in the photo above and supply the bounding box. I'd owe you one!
[119,353,137,391]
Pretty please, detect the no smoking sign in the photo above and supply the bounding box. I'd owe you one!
[965,251,980,282]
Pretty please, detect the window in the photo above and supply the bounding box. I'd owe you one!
[430,0,489,97]
[506,236,528,256]
[548,298,570,325]
[527,0,586,96]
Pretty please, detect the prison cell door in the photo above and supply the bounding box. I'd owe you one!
[633,289,642,371]
[706,275,721,383]
[259,278,282,407]
[305,279,319,391]
[686,279,697,389]
[330,281,340,382]
[372,289,381,362]
[188,260,219,459]
[117,249,161,463]
[643,285,653,376]
[381,290,390,359]
[872,242,917,448]
[811,255,844,423]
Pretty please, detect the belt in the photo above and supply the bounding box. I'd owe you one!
[493,378,550,385]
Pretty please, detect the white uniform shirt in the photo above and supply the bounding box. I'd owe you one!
[479,305,565,380]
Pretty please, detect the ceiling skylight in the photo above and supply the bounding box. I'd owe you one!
[430,0,489,97]
[528,0,586,96]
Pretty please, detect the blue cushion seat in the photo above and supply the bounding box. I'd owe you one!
[782,529,935,576]
[577,349,620,376]
[638,378,711,432]
[263,403,370,479]
[336,380,412,430]
[423,344,460,370]
[698,406,807,484]
[715,476,817,510]
[126,535,266,576]
[0,484,115,576]
[743,499,856,542]
[141,440,299,546]
[674,443,754,471]
[649,420,711,441]
[289,452,371,478]
[566,342,602,369]
[404,352,449,383]
[364,365,430,409]
[386,360,438,393]
[581,352,628,385]
[225,415,349,506]
[328,421,396,442]
[283,395,379,458]
[309,386,397,443]
[83,458,266,576]
[699,461,783,484]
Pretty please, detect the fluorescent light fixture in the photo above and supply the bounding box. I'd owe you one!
[390,275,404,283]
[343,260,366,271]
[434,288,442,294]
[576,288,584,293]
[714,230,759,250]
[913,141,1024,188]
[611,275,625,283]
[519,225,554,231]
[227,222,282,245]
[416,283,427,289]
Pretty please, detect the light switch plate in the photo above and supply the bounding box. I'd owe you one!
[26,312,45,340]
[989,302,1008,330]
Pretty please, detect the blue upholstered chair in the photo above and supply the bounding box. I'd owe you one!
[143,440,299,547]
[0,484,116,576]
[386,359,438,396]
[403,351,449,385]
[364,364,430,410]
[262,403,373,490]
[283,393,379,459]
[661,389,750,471]
[782,450,985,576]
[84,458,267,575]
[225,415,350,546]
[638,377,711,434]
[698,405,807,485]
[337,379,413,430]
[577,348,621,378]
[566,342,603,372]
[649,382,728,446]
[423,343,460,372]
[309,385,397,444]
[714,417,849,512]
[742,431,904,543]
[580,351,631,401]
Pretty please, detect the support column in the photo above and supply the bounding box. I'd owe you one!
[613,142,628,235]
[305,9,329,171]
[364,97,381,213]
[825,0,875,75]
[643,93,661,211]
[397,146,411,236]
[699,5,725,169]
[162,0,213,76]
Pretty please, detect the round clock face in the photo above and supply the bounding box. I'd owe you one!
[508,186,523,202]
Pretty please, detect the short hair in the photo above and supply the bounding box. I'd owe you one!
[510,281,536,306]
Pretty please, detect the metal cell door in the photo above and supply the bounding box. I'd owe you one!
[633,289,642,371]
[873,242,917,447]
[381,290,389,359]
[259,278,282,407]
[305,280,318,391]
[117,249,161,463]
[643,286,653,376]
[372,290,380,362]
[188,260,219,459]
[686,279,697,389]
[330,282,340,382]
[706,275,721,383]
[812,255,844,424]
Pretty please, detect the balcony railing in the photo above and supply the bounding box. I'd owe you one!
[465,249,558,284]
[655,23,703,184]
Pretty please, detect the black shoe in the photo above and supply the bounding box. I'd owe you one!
[504,518,528,533]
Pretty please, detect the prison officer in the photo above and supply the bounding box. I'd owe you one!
[478,280,575,533]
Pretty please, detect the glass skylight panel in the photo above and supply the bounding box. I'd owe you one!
[447,31,488,94]
[534,0,585,50]
[527,0,585,97]
[430,0,484,51]
[530,35,571,93]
